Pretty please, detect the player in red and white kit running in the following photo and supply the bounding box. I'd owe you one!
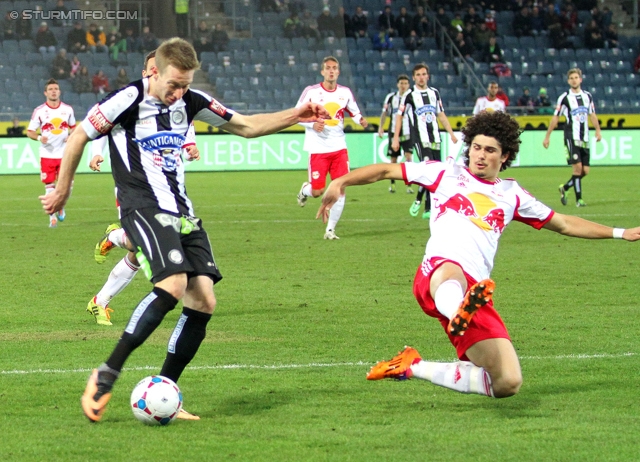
[86,51,199,330]
[27,78,76,228]
[318,111,640,398]
[295,56,368,240]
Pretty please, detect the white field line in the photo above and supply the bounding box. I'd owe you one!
[0,352,636,376]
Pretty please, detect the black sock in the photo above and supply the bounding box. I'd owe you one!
[424,190,431,212]
[105,287,178,373]
[160,307,211,383]
[564,176,575,190]
[416,186,426,202]
[574,175,582,200]
[390,179,395,185]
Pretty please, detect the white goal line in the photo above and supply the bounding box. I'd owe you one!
[0,352,635,376]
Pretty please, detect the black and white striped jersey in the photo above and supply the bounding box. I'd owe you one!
[553,89,595,143]
[381,89,411,138]
[81,78,234,217]
[399,86,444,144]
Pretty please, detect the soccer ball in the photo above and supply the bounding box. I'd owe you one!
[130,375,182,426]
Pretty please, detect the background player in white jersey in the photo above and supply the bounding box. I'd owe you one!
[86,51,200,329]
[542,68,601,207]
[40,38,329,423]
[378,74,413,194]
[472,81,507,115]
[318,111,640,399]
[295,56,368,240]
[393,63,458,219]
[27,78,76,228]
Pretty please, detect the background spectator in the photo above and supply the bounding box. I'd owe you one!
[259,0,282,13]
[604,24,618,49]
[16,11,33,39]
[51,0,70,27]
[51,48,71,79]
[405,29,422,51]
[530,6,545,36]
[92,69,110,94]
[139,26,158,53]
[69,55,81,78]
[496,84,509,107]
[378,6,396,37]
[192,21,212,58]
[372,27,393,50]
[107,26,127,62]
[413,6,430,38]
[317,7,335,38]
[35,22,57,53]
[584,19,604,49]
[474,22,492,49]
[67,21,87,53]
[454,31,474,60]
[395,7,413,40]
[116,68,129,88]
[450,13,464,32]
[211,23,229,52]
[482,35,503,64]
[336,7,350,38]
[73,66,92,93]
[513,7,532,37]
[351,6,368,39]
[300,10,321,41]
[535,87,553,114]
[464,6,482,28]
[124,28,138,53]
[7,117,25,137]
[1,11,16,40]
[175,0,189,38]
[517,87,535,113]
[283,12,302,38]
[86,23,107,53]
[484,10,497,33]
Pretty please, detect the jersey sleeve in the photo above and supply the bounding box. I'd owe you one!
[512,184,554,229]
[68,105,76,128]
[434,89,443,114]
[398,92,411,116]
[553,94,567,117]
[81,84,142,140]
[27,107,40,132]
[586,92,595,114]
[382,92,393,115]
[91,135,107,157]
[186,89,235,127]
[183,123,196,148]
[402,160,447,191]
[345,88,363,123]
[472,98,481,115]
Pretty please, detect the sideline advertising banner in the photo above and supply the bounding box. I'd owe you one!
[1,130,639,175]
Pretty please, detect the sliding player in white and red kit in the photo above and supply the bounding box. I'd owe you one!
[27,78,76,228]
[295,56,368,240]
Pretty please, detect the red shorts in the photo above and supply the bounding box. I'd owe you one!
[412,257,510,360]
[40,157,61,184]
[308,149,349,190]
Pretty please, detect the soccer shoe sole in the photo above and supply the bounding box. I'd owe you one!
[81,369,112,422]
[176,408,200,421]
[366,346,422,381]
[448,279,495,337]
[94,223,121,264]
[558,185,567,206]
[297,182,309,207]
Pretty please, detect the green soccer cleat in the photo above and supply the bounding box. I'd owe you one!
[558,185,567,206]
[576,199,586,207]
[409,201,421,217]
[422,210,431,220]
[94,223,121,264]
[87,297,113,326]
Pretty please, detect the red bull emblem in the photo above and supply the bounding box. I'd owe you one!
[483,208,505,233]
[435,192,506,234]
[435,193,477,220]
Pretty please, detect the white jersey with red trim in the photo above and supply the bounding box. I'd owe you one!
[402,161,554,281]
[296,83,363,154]
[28,102,76,159]
[472,96,506,115]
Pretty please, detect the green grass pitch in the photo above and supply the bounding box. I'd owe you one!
[0,166,638,461]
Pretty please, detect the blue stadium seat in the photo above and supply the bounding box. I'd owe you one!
[503,36,518,48]
[232,76,249,88]
[200,52,217,66]
[223,64,241,77]
[80,93,97,107]
[576,49,591,60]
[373,88,388,103]
[223,90,240,102]
[274,37,292,51]
[19,40,35,53]
[559,48,576,59]
[609,73,623,85]
[537,61,554,75]
[240,89,258,101]
[93,53,110,66]
[274,63,292,76]
[2,40,19,53]
[266,50,284,62]
[519,36,535,48]
[364,75,379,87]
[514,74,531,86]
[594,73,608,85]
[625,73,638,85]
[256,89,273,103]
[615,61,632,73]
[250,50,267,64]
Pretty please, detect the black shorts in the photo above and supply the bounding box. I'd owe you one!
[121,207,223,284]
[564,138,590,166]
[415,141,441,162]
[387,139,414,158]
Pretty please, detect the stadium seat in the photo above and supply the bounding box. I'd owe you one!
[559,48,576,59]
[609,73,623,85]
[19,40,35,53]
[223,90,240,102]
[615,61,632,73]
[266,50,284,62]
[80,93,98,107]
[250,50,267,64]
[93,53,110,66]
[576,49,591,60]
[2,40,19,53]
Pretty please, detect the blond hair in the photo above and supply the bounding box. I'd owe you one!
[155,38,200,73]
[567,67,582,78]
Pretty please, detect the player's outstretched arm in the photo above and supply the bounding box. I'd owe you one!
[40,125,91,214]
[543,115,559,148]
[543,213,640,241]
[316,163,404,222]
[221,103,330,138]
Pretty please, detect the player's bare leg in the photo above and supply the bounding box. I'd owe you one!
[389,156,397,193]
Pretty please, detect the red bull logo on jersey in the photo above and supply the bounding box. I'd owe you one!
[434,192,506,234]
[42,117,69,135]
[323,102,344,127]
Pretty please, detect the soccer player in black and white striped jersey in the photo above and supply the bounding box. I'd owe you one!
[40,38,329,422]
[543,68,601,207]
[378,74,414,194]
[392,63,458,219]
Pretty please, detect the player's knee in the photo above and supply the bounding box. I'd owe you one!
[492,371,523,398]
[156,274,188,300]
[311,188,324,198]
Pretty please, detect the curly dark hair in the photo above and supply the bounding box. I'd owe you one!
[460,111,521,171]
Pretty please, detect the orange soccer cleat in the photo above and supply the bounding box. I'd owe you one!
[81,369,112,422]
[448,279,495,337]
[366,346,422,381]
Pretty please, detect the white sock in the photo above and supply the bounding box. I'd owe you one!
[434,280,464,320]
[302,183,312,197]
[108,228,128,248]
[411,360,494,397]
[45,185,55,218]
[326,194,345,232]
[95,256,140,307]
